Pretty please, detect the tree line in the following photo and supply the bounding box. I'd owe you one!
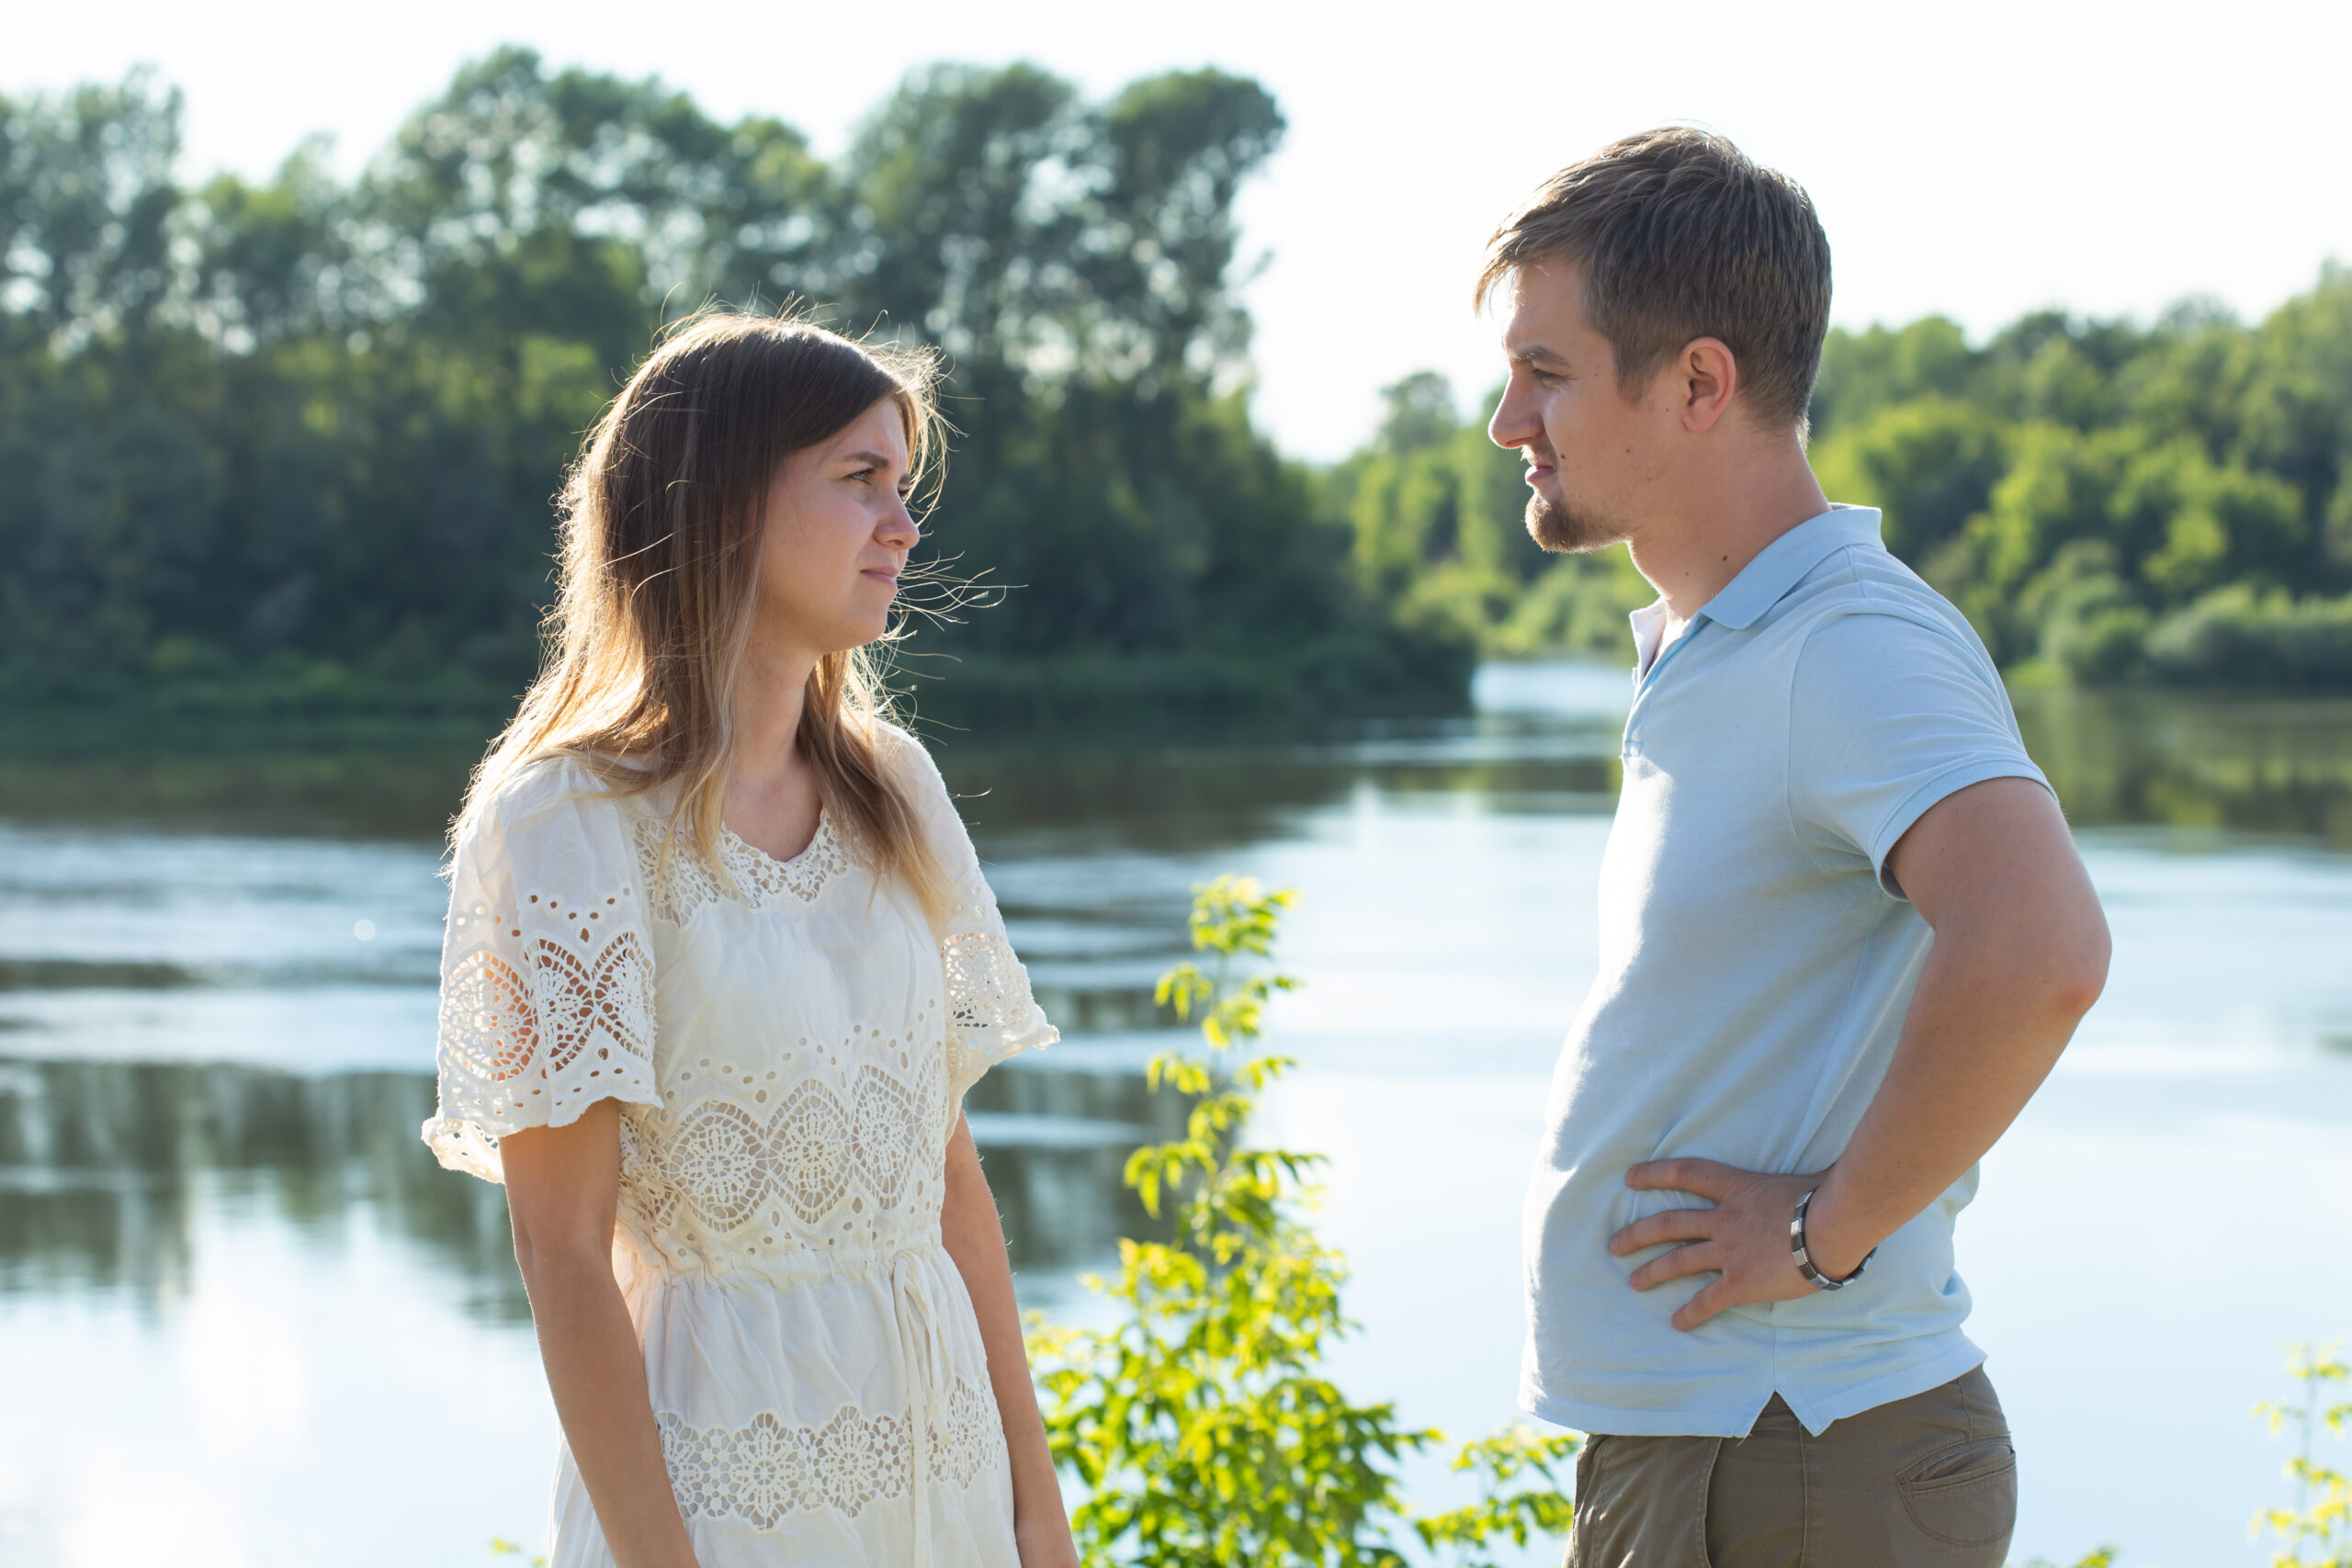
[1340,271,2352,690]
[0,52,1468,735]
[7,55,2349,739]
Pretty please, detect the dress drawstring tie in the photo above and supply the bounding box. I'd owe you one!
[891,1249,955,1567]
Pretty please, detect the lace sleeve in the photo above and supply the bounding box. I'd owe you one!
[420,761,662,1182]
[941,860,1057,1111]
[885,728,1057,1117]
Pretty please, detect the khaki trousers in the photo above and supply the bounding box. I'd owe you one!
[1565,1366,2017,1568]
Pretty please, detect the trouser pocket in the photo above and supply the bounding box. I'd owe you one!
[1897,1434,2018,1549]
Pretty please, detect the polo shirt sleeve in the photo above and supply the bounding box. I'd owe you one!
[1786,608,2051,899]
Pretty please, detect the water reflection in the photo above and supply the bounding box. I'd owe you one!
[2,672,2346,1319]
[0,747,477,841]
[966,1061,1188,1271]
[0,1055,523,1315]
[0,1053,1182,1315]
[2015,688,2352,845]
[5,679,2346,852]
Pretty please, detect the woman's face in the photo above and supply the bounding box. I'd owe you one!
[753,396,920,660]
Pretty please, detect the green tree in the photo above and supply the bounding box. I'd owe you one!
[1028,875,1577,1567]
[0,58,1470,724]
[1809,396,2007,562]
[1807,314,1975,442]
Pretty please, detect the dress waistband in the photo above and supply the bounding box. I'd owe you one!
[617,1232,949,1292]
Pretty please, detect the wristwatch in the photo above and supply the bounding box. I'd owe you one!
[1790,1188,1876,1291]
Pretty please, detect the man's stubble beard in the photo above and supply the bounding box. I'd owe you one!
[1524,490,1632,556]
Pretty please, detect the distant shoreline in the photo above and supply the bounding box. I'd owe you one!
[0,647,1481,762]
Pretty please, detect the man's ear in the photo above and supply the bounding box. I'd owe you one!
[1676,337,1738,434]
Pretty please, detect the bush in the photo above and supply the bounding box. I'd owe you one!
[1026,875,1577,1566]
[2144,585,2352,689]
[2257,1343,2351,1567]
[1491,552,1655,659]
[2018,541,2152,684]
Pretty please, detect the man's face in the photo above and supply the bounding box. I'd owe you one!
[1487,262,1671,553]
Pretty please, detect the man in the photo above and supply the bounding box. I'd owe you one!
[1487,130,2110,1567]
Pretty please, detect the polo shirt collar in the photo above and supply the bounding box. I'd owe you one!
[1692,505,1884,630]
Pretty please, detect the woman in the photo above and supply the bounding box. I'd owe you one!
[421,311,1079,1568]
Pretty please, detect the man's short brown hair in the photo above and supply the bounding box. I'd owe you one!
[1477,128,1832,431]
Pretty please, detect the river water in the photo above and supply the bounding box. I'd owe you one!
[2,662,2348,1568]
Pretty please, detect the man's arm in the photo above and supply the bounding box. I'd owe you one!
[1608,776,2110,1329]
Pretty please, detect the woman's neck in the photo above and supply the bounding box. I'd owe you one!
[729,630,818,796]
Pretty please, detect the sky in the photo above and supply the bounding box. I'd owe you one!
[9,0,2350,460]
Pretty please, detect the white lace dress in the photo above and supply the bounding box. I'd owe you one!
[420,728,1056,1567]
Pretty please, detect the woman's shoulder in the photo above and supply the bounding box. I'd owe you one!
[466,751,658,846]
[870,719,948,796]
[866,719,979,867]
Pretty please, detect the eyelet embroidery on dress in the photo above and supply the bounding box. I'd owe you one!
[621,1057,943,1263]
[657,1381,1007,1529]
[928,1379,1004,1491]
[942,927,1029,1036]
[529,930,654,1071]
[636,815,853,924]
[941,919,1055,1105]
[438,950,538,1081]
[433,890,656,1134]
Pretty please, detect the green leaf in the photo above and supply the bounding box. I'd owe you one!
[1028,873,1574,1567]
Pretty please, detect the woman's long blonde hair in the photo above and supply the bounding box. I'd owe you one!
[458,310,954,928]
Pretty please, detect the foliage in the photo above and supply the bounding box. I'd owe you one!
[1323,373,1650,659]
[1342,270,2352,689]
[1408,1426,1580,1563]
[1026,874,1577,1566]
[1811,284,2352,688]
[0,59,1467,728]
[2258,1343,2352,1566]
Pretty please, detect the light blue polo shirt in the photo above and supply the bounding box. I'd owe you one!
[1520,505,2051,1438]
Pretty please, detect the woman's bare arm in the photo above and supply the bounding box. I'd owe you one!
[940,1112,1078,1568]
[502,1100,698,1568]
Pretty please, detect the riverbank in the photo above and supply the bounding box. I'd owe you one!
[0,637,1480,764]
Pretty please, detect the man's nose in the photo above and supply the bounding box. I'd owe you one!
[1488,378,1537,450]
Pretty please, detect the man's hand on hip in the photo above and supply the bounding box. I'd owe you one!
[1609,1159,1871,1331]
[1609,780,2110,1335]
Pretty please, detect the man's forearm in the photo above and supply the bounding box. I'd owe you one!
[1804,908,2107,1278]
